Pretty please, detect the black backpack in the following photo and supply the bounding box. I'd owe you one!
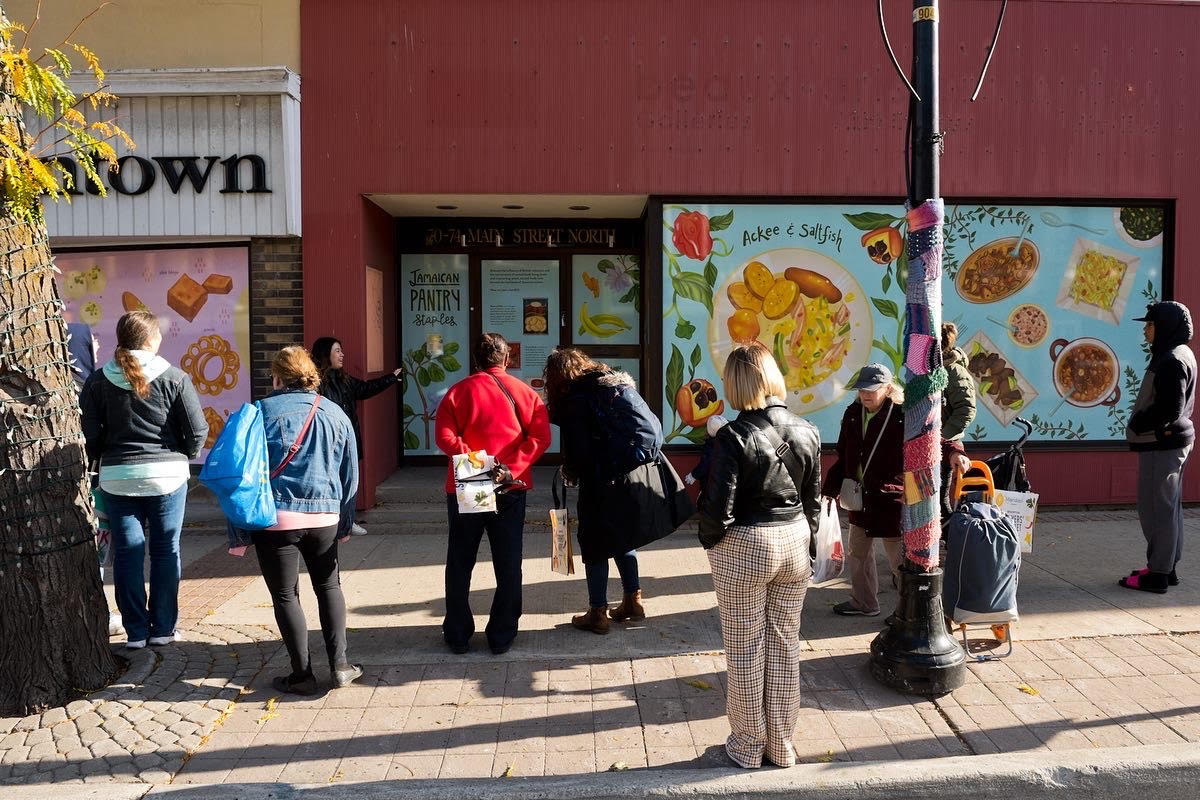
[579,376,663,479]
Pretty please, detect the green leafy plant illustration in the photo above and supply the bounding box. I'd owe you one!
[1108,365,1144,438]
[402,341,463,449]
[663,207,734,323]
[663,343,713,445]
[966,424,987,443]
[1026,414,1088,440]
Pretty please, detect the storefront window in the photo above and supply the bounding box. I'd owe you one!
[660,202,1167,445]
[570,254,641,346]
[400,254,470,455]
[56,246,251,462]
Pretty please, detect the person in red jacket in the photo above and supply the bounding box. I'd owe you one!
[435,333,551,655]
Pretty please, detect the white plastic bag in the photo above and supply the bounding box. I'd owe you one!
[811,498,845,583]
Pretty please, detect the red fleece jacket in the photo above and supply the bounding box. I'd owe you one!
[435,367,552,493]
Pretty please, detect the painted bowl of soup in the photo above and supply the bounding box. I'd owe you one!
[1049,337,1121,408]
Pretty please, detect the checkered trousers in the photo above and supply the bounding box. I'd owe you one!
[707,521,811,768]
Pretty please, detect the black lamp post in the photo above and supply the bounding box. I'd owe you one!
[868,0,967,696]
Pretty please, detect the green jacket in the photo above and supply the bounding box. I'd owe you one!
[942,346,977,440]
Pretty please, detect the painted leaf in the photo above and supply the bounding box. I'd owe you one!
[882,272,892,294]
[403,431,420,450]
[897,246,909,293]
[597,258,616,273]
[843,211,901,231]
[426,362,446,383]
[708,210,735,231]
[684,427,709,444]
[672,271,714,315]
[665,345,684,408]
[618,285,639,306]
[675,318,696,340]
[689,345,702,369]
[871,297,900,319]
[402,403,415,418]
[438,355,462,372]
[703,258,718,288]
[444,341,460,355]
[416,366,431,387]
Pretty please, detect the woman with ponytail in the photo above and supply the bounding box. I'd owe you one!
[80,311,208,650]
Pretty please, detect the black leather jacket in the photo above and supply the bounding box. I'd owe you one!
[697,403,822,548]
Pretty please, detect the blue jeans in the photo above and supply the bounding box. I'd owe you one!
[443,491,527,652]
[104,484,187,642]
[586,551,640,607]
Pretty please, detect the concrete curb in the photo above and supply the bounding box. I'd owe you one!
[130,742,1200,799]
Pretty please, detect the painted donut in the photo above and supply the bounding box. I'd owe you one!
[181,335,239,396]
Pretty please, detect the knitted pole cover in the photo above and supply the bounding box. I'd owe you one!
[902,199,946,570]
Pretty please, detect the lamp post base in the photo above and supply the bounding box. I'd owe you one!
[870,564,966,696]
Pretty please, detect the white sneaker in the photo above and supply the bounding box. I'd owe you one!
[126,639,147,650]
[109,613,125,637]
[148,633,179,646]
[351,522,367,535]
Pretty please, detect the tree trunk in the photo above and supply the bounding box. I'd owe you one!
[0,54,120,715]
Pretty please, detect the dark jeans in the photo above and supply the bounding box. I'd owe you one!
[443,491,528,652]
[105,484,187,642]
[585,551,640,607]
[252,525,348,677]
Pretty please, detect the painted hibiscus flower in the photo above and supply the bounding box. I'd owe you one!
[604,260,634,294]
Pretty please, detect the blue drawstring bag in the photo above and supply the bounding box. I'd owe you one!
[199,402,277,529]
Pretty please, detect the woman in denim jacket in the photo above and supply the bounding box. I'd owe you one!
[236,346,360,694]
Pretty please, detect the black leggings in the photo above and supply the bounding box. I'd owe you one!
[252,525,348,676]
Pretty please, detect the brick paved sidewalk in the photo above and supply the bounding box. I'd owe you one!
[4,502,1200,787]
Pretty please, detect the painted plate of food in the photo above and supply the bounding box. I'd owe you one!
[709,248,872,416]
[1114,206,1165,250]
[1055,238,1139,326]
[963,331,1038,427]
[1049,337,1121,408]
[956,237,1040,304]
[1007,303,1050,349]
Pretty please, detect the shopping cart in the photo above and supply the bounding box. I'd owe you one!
[946,461,1022,661]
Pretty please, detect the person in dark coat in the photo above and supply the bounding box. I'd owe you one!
[544,348,689,634]
[821,363,905,617]
[1122,301,1196,594]
[311,336,403,535]
[67,321,98,389]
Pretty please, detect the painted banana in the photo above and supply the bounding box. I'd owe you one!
[578,303,632,338]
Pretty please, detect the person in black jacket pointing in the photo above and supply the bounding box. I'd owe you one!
[1122,301,1196,594]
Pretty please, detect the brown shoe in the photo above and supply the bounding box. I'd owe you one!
[571,606,610,635]
[609,590,645,622]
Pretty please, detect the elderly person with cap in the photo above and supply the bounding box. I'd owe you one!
[822,363,906,616]
[1122,301,1196,594]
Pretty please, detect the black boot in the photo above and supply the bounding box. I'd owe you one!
[272,669,318,696]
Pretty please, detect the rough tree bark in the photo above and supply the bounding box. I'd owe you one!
[0,35,120,715]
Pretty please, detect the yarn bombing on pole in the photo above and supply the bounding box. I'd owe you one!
[900,199,946,570]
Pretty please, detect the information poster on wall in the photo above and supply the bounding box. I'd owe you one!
[571,254,640,345]
[482,260,560,452]
[56,246,250,462]
[401,254,469,454]
[660,203,1166,445]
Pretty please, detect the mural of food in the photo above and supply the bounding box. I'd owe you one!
[203,407,226,450]
[62,271,89,300]
[964,331,1038,426]
[181,334,240,396]
[1055,238,1139,325]
[202,274,234,294]
[578,303,631,338]
[675,378,724,427]
[956,237,1040,304]
[1116,206,1165,248]
[121,291,149,313]
[84,265,107,293]
[712,249,869,415]
[582,271,600,298]
[79,300,102,325]
[1050,337,1120,408]
[167,274,208,322]
[1008,304,1049,348]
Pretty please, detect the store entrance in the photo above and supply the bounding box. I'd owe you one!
[396,216,645,462]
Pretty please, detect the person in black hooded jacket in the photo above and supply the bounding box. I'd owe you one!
[311,337,403,535]
[1122,301,1196,594]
